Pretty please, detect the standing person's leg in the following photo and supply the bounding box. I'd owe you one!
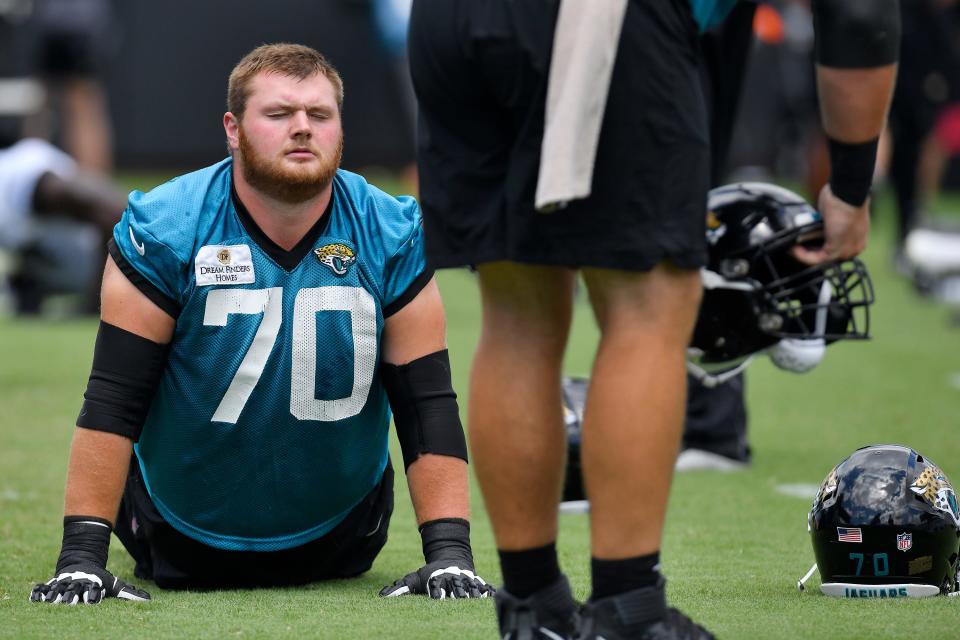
[60,78,113,173]
[410,0,713,633]
[32,0,116,172]
[471,262,574,551]
[580,263,701,563]
[889,112,923,249]
[470,261,579,636]
[577,262,709,639]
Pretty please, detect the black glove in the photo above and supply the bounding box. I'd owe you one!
[30,563,151,604]
[379,561,494,599]
[30,516,151,605]
[379,518,495,599]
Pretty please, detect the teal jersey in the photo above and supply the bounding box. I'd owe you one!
[689,0,740,31]
[111,159,428,551]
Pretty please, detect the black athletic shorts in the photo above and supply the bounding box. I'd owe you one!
[37,31,104,77]
[114,459,395,590]
[409,0,710,272]
[34,0,113,78]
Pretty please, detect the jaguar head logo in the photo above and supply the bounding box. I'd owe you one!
[815,467,839,507]
[705,210,726,244]
[314,243,356,276]
[911,466,960,527]
[911,467,945,504]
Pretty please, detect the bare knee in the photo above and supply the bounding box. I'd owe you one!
[582,262,702,342]
[476,262,575,356]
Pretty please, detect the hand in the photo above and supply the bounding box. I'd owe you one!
[30,563,151,605]
[792,184,870,266]
[379,561,495,599]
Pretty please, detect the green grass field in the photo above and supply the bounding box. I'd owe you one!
[2,178,959,638]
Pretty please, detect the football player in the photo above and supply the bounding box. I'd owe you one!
[409,0,898,638]
[30,43,491,605]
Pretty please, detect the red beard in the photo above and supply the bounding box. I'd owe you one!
[237,128,343,204]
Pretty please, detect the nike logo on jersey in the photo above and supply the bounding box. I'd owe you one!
[129,226,146,256]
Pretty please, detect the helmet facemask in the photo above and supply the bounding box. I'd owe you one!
[688,183,874,385]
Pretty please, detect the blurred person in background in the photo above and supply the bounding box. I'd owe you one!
[0,4,124,315]
[0,138,126,315]
[370,0,418,191]
[722,0,819,188]
[677,1,762,473]
[916,102,960,216]
[879,2,960,320]
[23,0,117,172]
[0,0,36,148]
[903,101,960,315]
[886,0,960,268]
[682,0,902,471]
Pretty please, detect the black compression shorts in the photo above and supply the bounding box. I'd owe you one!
[409,0,710,272]
[114,459,395,589]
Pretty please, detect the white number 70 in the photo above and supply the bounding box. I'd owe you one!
[203,286,377,424]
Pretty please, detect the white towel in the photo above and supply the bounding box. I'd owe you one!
[535,0,629,212]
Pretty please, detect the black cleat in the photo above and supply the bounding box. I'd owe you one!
[577,580,714,640]
[496,575,580,640]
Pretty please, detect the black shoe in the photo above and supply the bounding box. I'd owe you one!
[577,580,714,640]
[496,575,579,640]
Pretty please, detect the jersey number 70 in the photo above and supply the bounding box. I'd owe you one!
[203,286,377,423]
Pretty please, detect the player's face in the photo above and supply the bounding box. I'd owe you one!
[232,71,343,203]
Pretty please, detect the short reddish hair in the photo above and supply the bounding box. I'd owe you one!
[227,43,344,119]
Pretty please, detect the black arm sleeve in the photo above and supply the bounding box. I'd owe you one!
[381,349,468,470]
[812,0,901,68]
[76,322,169,441]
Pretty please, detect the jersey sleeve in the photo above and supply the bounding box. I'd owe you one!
[111,189,190,314]
[381,195,433,317]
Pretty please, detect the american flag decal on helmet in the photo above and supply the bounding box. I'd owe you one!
[837,527,862,543]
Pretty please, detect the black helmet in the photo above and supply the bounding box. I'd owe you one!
[805,444,960,598]
[689,183,873,385]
